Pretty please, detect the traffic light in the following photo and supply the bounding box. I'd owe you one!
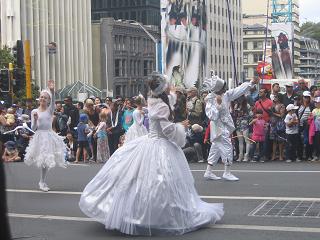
[12,40,24,67]
[0,69,10,92]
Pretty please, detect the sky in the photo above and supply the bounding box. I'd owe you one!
[300,0,320,23]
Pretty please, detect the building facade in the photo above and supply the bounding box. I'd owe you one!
[300,37,320,80]
[92,18,159,97]
[206,0,243,86]
[242,0,300,78]
[0,0,92,90]
[91,0,160,26]
[243,24,272,81]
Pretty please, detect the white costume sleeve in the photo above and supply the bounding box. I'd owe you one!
[225,81,255,102]
[157,104,186,147]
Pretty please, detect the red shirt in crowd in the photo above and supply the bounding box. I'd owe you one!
[254,98,273,122]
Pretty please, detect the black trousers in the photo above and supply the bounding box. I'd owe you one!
[286,133,299,161]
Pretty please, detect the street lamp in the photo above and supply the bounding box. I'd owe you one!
[127,20,161,73]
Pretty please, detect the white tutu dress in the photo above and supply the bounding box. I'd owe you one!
[79,98,223,236]
[124,109,148,143]
[24,92,67,169]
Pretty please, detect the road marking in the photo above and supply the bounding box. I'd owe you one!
[6,189,320,201]
[190,170,320,173]
[8,213,320,233]
[211,224,320,233]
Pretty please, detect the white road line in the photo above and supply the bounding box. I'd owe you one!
[211,224,320,233]
[8,213,320,233]
[190,170,320,173]
[6,189,320,201]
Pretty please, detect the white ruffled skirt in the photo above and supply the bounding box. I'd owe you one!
[24,130,67,169]
[124,123,148,143]
[79,135,223,236]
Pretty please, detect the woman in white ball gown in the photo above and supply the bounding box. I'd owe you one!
[79,73,223,236]
[24,80,67,192]
[124,95,148,143]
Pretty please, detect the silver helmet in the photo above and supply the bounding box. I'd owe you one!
[202,75,226,93]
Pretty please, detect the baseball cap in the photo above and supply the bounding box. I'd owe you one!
[285,82,294,87]
[303,91,311,97]
[314,97,320,103]
[286,104,299,111]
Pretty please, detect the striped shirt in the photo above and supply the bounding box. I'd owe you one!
[298,105,312,126]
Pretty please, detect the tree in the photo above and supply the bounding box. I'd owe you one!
[0,46,15,69]
[301,21,320,42]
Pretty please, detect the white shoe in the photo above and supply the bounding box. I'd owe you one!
[236,154,243,162]
[311,157,318,162]
[286,159,292,163]
[222,172,239,181]
[204,171,221,180]
[39,182,50,192]
[198,159,205,163]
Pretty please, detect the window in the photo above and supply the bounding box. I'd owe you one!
[243,42,248,50]
[115,85,121,96]
[244,68,248,78]
[115,59,120,77]
[243,54,248,63]
[253,54,263,62]
[144,60,148,76]
[122,60,126,76]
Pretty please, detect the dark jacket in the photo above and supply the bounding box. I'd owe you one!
[63,104,79,129]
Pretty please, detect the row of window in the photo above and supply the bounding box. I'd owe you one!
[114,35,155,52]
[243,53,264,64]
[92,0,148,9]
[114,59,154,77]
[209,2,241,20]
[243,41,271,50]
[115,83,148,97]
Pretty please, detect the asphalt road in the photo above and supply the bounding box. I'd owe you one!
[4,161,320,240]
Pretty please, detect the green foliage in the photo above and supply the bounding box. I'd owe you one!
[301,22,320,42]
[0,46,15,69]
[13,82,40,102]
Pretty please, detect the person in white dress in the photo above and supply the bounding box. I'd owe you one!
[24,80,67,192]
[124,96,148,144]
[79,73,223,236]
[203,75,258,181]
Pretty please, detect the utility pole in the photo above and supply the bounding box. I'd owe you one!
[24,40,32,99]
[8,63,13,105]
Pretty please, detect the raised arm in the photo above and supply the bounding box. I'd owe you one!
[225,81,255,102]
[48,80,55,114]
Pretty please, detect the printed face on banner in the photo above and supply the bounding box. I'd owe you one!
[270,23,294,79]
[161,0,207,88]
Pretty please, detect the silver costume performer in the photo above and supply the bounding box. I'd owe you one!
[203,76,256,181]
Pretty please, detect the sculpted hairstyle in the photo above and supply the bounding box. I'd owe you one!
[148,73,173,121]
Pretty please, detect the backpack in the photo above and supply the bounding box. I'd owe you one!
[56,113,69,133]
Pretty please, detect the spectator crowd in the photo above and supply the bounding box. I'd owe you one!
[1,78,320,164]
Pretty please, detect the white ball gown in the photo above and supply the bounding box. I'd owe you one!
[24,92,67,169]
[79,98,223,235]
[124,109,148,143]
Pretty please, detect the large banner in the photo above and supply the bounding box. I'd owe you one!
[161,0,207,88]
[270,22,294,79]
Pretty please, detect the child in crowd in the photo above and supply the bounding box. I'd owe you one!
[2,141,21,162]
[5,108,15,125]
[94,112,110,163]
[311,97,320,161]
[124,96,148,143]
[285,104,299,162]
[65,131,77,162]
[75,114,90,163]
[249,109,267,162]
